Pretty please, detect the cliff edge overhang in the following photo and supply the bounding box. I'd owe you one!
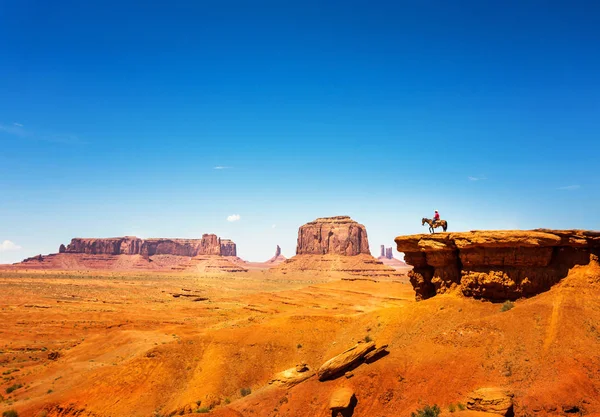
[395,229,600,301]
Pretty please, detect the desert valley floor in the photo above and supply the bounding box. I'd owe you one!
[1,262,600,417]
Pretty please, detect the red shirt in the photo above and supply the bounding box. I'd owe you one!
[434,213,440,220]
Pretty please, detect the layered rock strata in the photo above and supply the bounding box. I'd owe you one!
[276,216,405,280]
[61,234,236,257]
[395,229,600,301]
[297,216,370,256]
[219,239,237,257]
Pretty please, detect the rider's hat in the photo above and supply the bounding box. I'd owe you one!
[435,210,438,212]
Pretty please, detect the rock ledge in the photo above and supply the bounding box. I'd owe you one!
[395,229,600,301]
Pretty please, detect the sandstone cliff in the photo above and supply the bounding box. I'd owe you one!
[219,239,237,257]
[296,216,370,256]
[395,229,600,301]
[62,234,236,257]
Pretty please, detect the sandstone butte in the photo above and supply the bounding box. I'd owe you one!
[296,215,370,256]
[395,229,600,301]
[276,216,408,280]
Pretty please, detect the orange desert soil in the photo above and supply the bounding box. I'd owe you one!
[1,262,599,416]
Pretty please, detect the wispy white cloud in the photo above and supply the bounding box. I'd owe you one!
[214,166,232,170]
[227,214,241,222]
[468,176,487,181]
[0,122,84,144]
[557,185,581,190]
[0,123,27,137]
[0,240,22,252]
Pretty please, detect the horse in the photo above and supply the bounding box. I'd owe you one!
[422,217,448,233]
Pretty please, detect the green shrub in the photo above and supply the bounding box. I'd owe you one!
[3,410,19,417]
[6,384,23,394]
[224,398,231,405]
[195,407,210,413]
[501,301,515,312]
[364,335,372,343]
[240,387,251,397]
[411,404,441,417]
[457,403,466,411]
[448,403,456,413]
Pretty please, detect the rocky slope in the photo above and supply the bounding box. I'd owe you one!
[297,216,370,256]
[395,229,600,301]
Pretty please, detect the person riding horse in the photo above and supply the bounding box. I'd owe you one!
[422,210,448,233]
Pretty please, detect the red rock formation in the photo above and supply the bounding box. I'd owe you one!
[266,245,286,265]
[277,217,405,280]
[395,229,600,301]
[61,234,236,257]
[219,239,237,256]
[22,254,44,263]
[296,216,370,256]
[63,236,143,255]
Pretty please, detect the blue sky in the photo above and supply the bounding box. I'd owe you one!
[1,0,599,263]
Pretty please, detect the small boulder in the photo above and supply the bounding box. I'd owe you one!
[296,362,309,372]
[467,387,514,416]
[329,387,355,411]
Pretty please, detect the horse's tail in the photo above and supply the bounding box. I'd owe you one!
[443,221,448,232]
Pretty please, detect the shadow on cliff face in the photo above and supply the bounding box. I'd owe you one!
[462,246,600,301]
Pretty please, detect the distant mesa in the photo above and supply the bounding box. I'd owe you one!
[13,234,245,272]
[276,216,408,280]
[59,234,235,257]
[395,229,600,301]
[377,245,407,269]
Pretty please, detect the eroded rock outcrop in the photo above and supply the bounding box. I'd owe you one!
[467,387,514,416]
[395,229,600,301]
[297,216,370,256]
[220,239,237,256]
[268,363,314,388]
[317,341,376,381]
